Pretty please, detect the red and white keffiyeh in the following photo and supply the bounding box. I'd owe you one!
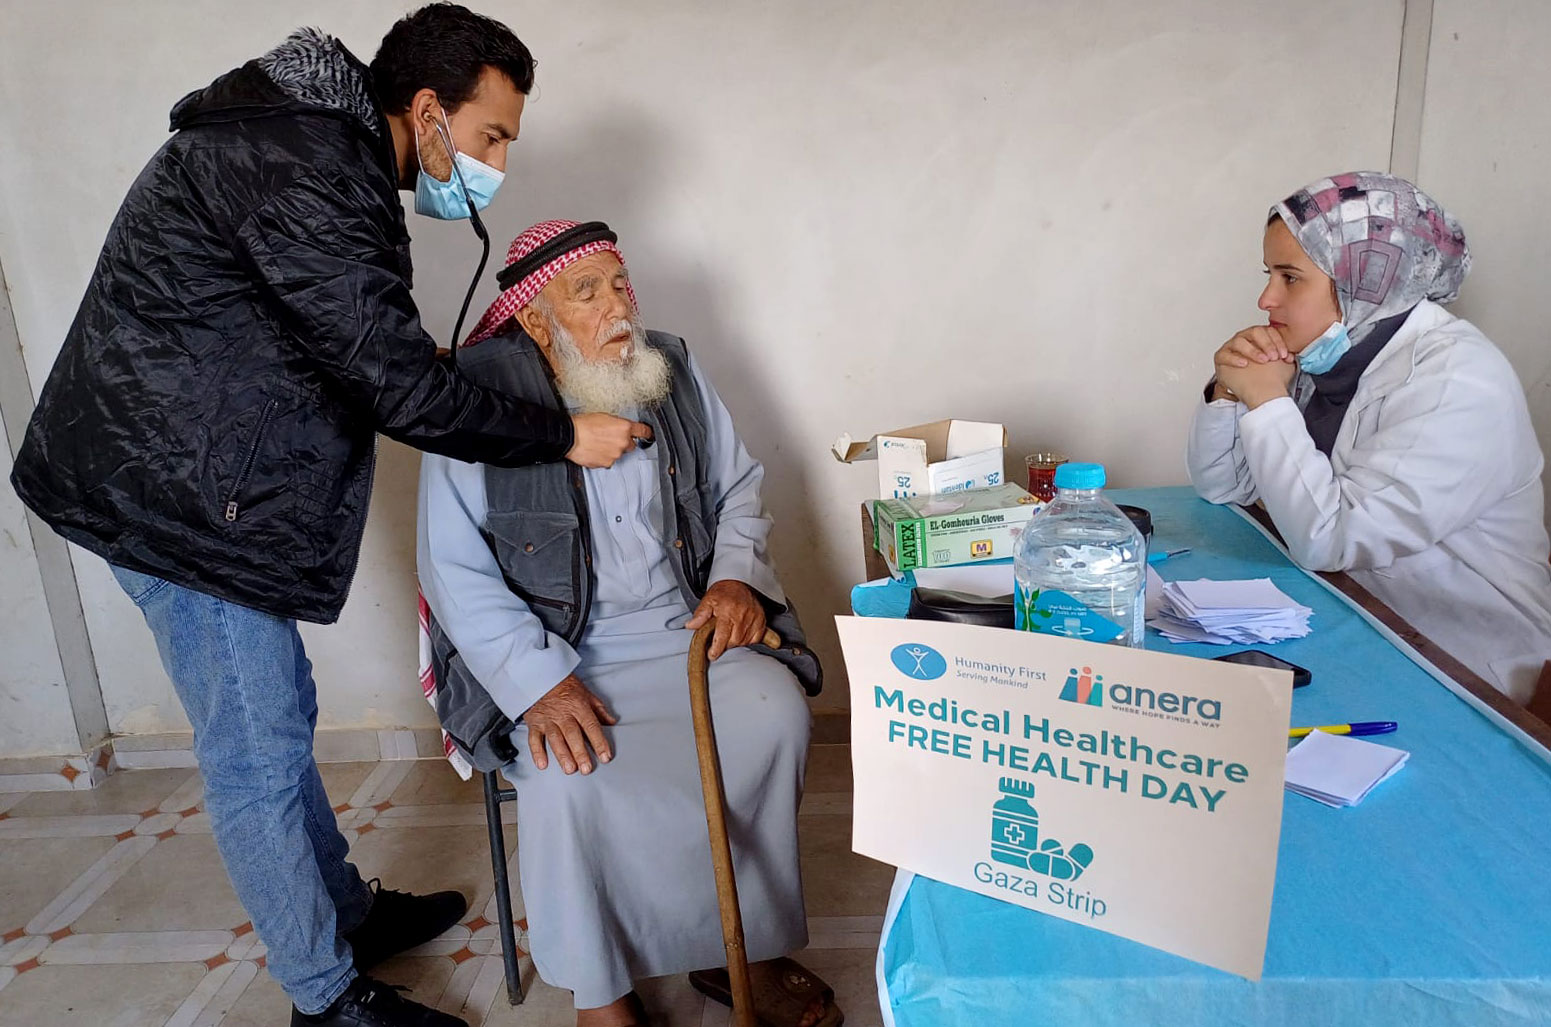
[418,589,474,779]
[462,218,636,348]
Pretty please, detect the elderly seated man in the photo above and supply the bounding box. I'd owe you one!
[417,220,839,1027]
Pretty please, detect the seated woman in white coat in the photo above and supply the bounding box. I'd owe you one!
[1187,171,1551,703]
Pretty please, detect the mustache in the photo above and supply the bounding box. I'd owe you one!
[598,317,645,352]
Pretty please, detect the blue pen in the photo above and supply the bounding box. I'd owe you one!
[1147,547,1191,564]
[1288,721,1398,739]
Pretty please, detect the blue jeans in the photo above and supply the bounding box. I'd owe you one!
[110,565,370,1014]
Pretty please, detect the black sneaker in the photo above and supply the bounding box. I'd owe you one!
[345,878,468,972]
[291,975,468,1026]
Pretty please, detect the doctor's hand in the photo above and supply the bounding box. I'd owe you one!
[522,675,618,775]
[686,580,767,661]
[1213,326,1297,408]
[567,413,653,468]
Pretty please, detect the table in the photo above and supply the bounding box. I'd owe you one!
[853,487,1551,1027]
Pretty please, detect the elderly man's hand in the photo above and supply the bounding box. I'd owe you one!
[523,675,618,775]
[686,580,768,661]
[567,413,654,468]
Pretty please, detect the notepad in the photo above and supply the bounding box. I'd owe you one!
[1283,729,1409,807]
[1149,577,1313,644]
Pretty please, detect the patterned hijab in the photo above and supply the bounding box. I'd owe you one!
[1271,172,1470,344]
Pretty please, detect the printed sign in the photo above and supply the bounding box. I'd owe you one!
[838,616,1293,978]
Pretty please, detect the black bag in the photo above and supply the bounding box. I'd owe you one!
[906,586,1015,629]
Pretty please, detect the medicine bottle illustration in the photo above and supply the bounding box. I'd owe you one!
[991,777,1041,867]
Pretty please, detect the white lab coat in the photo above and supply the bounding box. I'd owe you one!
[1187,300,1551,703]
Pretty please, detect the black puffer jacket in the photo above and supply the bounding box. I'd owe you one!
[10,29,572,624]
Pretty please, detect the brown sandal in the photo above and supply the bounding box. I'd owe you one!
[688,958,843,1027]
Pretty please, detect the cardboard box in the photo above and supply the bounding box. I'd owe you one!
[833,419,1007,499]
[873,482,1041,577]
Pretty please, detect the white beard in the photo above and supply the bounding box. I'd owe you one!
[549,315,672,415]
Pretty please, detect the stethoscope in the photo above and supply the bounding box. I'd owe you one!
[438,134,488,369]
[410,108,490,369]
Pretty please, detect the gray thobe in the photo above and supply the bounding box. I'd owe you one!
[417,354,810,1007]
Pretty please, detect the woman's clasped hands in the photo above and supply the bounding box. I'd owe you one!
[1212,325,1297,408]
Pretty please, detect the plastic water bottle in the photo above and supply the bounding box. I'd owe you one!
[1013,462,1145,647]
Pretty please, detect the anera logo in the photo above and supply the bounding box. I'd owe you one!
[1058,665,1104,707]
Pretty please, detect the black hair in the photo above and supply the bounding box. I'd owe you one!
[369,3,535,115]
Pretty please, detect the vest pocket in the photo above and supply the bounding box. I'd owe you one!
[674,481,716,583]
[483,510,582,612]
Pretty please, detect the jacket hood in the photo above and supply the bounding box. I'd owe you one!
[170,28,380,135]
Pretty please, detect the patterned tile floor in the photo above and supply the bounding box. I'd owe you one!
[0,744,892,1026]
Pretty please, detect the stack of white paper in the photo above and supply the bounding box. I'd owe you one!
[1149,577,1313,644]
[1283,730,1409,807]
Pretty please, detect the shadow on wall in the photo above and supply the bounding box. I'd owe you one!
[643,256,851,709]
[403,105,852,707]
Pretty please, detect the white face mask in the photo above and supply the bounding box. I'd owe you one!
[413,113,505,219]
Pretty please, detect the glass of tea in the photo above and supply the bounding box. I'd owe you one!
[1024,452,1068,503]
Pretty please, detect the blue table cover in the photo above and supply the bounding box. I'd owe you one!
[855,487,1551,1027]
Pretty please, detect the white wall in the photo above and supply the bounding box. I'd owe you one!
[1416,0,1551,517]
[0,0,1406,741]
[0,419,80,756]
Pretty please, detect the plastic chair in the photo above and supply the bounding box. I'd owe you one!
[482,769,524,1006]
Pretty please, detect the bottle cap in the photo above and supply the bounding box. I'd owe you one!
[1053,462,1106,490]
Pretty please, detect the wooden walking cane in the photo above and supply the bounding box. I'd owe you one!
[688,618,779,1027]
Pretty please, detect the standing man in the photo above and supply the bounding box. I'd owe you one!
[9,7,648,1026]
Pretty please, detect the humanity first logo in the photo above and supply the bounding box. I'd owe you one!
[890,643,947,680]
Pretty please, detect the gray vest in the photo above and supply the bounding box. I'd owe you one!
[427,330,821,771]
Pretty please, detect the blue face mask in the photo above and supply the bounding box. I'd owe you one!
[1297,319,1353,375]
[414,115,505,220]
